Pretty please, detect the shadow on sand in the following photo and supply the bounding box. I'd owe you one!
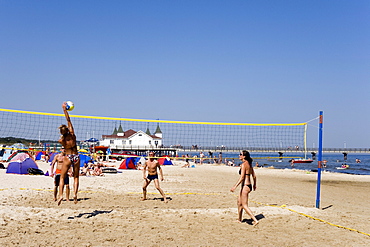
[243,214,265,225]
[68,210,113,219]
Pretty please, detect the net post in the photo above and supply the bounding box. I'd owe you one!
[304,124,307,159]
[316,111,324,209]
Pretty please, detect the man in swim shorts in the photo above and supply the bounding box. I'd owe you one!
[50,147,71,202]
[142,152,167,202]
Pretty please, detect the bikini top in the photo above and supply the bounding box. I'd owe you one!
[239,168,250,176]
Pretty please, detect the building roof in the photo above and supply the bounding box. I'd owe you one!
[117,124,124,133]
[102,129,161,139]
[154,123,162,134]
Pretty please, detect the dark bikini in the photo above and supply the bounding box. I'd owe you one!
[59,134,79,165]
[239,168,252,191]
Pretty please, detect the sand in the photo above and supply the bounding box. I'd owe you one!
[0,160,369,246]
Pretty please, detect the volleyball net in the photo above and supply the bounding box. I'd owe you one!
[0,108,308,153]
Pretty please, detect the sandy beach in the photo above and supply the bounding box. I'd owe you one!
[0,160,369,246]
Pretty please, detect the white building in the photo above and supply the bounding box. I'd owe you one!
[99,124,163,149]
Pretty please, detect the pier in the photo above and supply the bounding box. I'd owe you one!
[173,147,370,154]
[108,146,370,161]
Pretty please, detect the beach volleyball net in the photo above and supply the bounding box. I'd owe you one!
[0,108,308,152]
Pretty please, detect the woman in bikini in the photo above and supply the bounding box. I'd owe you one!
[57,102,80,205]
[230,150,259,225]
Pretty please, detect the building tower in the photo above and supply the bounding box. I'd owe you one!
[154,123,162,138]
[117,123,124,136]
[146,123,151,135]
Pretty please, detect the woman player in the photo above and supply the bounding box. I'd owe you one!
[57,102,80,205]
[230,150,259,225]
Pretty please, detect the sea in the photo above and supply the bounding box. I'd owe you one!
[178,151,370,176]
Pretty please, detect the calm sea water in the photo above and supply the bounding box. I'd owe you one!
[178,152,370,175]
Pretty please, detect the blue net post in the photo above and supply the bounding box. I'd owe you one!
[316,111,323,208]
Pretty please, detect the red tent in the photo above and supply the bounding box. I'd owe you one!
[158,156,173,165]
[119,157,136,169]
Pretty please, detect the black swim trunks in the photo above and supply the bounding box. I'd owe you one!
[147,174,158,181]
[55,174,69,186]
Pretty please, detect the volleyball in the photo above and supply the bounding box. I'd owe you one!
[65,101,74,111]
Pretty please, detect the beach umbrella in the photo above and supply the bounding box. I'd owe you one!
[86,138,99,142]
[12,143,27,150]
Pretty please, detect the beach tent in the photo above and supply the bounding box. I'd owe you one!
[3,143,26,160]
[48,152,58,163]
[79,154,93,167]
[6,157,39,175]
[135,157,146,166]
[6,151,20,162]
[35,151,43,160]
[158,156,173,165]
[2,143,28,161]
[35,151,46,160]
[119,157,136,169]
[7,152,30,163]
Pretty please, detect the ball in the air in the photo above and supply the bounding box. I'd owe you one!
[65,101,74,111]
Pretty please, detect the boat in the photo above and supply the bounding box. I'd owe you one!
[336,164,349,170]
[290,147,314,164]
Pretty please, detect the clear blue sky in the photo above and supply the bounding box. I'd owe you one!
[1,1,369,148]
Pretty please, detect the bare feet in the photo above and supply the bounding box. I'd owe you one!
[73,196,78,204]
[253,221,259,226]
[141,198,147,201]
[57,197,63,206]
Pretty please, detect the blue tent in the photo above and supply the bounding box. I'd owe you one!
[35,151,44,160]
[48,152,58,163]
[79,154,93,167]
[6,158,39,175]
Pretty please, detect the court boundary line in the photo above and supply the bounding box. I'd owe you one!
[251,200,370,237]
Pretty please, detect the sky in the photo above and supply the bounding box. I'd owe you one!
[0,0,369,148]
